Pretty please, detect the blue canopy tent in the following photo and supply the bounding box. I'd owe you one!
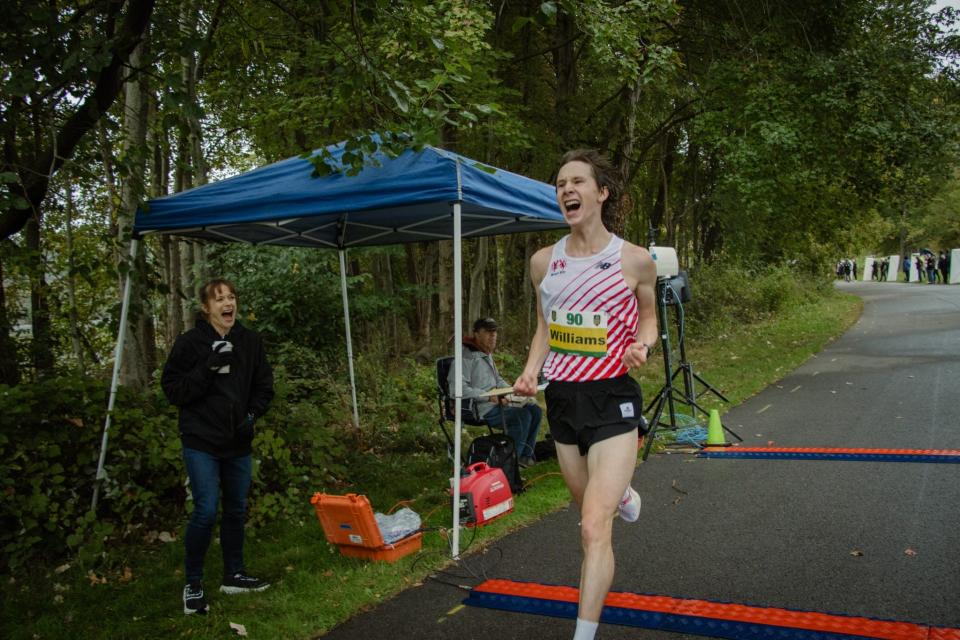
[94,139,566,556]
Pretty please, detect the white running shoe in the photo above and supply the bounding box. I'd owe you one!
[618,486,641,523]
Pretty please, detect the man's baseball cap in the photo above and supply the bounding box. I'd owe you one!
[473,317,499,332]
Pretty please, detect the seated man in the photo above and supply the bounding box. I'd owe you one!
[449,317,542,466]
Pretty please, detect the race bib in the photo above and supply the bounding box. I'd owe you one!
[548,307,608,357]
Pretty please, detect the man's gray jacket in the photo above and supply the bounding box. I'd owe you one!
[447,343,509,419]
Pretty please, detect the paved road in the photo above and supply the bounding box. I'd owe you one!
[320,282,960,639]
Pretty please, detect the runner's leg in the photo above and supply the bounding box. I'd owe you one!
[577,431,638,621]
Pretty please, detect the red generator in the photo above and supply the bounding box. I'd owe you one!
[454,462,514,526]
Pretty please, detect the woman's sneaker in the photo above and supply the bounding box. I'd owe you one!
[618,486,641,523]
[183,582,208,615]
[220,572,270,594]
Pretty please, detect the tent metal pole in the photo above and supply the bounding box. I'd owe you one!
[339,250,360,430]
[92,238,139,512]
[452,202,463,557]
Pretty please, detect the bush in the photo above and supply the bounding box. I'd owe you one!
[685,261,833,337]
[0,375,182,571]
[0,353,446,571]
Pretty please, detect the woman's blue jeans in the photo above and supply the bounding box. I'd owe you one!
[182,448,252,583]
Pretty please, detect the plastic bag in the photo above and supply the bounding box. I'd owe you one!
[374,507,421,544]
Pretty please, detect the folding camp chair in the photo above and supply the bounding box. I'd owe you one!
[435,356,506,460]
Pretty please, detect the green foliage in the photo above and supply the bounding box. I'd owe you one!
[352,353,443,455]
[0,375,181,570]
[0,349,448,569]
[684,261,833,338]
[214,244,411,358]
[689,1,958,264]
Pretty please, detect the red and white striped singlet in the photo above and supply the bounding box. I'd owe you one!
[539,234,638,382]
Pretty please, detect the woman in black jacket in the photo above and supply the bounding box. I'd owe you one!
[161,278,274,615]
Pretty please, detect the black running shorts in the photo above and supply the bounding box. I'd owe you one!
[545,374,646,456]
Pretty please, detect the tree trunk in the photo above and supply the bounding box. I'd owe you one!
[404,244,418,339]
[495,237,504,322]
[651,130,678,243]
[182,0,208,190]
[552,9,579,148]
[179,241,195,324]
[438,240,452,341]
[64,184,84,370]
[118,40,153,388]
[407,242,435,344]
[163,236,184,342]
[25,215,54,375]
[98,122,120,239]
[467,237,489,325]
[523,235,533,340]
[0,247,21,385]
[612,81,644,239]
[382,253,399,353]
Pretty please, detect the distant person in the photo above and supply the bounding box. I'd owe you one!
[916,256,924,283]
[451,317,543,466]
[902,255,910,282]
[926,254,937,283]
[161,278,274,615]
[513,149,658,640]
[938,251,949,284]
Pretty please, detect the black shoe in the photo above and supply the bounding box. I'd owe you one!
[183,582,208,615]
[220,572,270,594]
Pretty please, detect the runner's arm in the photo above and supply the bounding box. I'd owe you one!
[622,243,659,369]
[514,247,552,395]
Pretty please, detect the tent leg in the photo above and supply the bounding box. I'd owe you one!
[92,238,139,512]
[452,203,463,558]
[339,250,360,430]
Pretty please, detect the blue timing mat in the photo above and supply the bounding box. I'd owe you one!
[697,446,960,463]
[464,579,960,640]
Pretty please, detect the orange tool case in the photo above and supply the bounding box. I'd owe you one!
[310,492,422,562]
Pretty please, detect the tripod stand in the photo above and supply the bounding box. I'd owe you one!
[641,275,742,460]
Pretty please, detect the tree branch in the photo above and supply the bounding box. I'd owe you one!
[0,0,156,240]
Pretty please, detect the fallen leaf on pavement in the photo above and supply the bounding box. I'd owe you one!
[904,548,917,556]
[850,550,863,557]
[670,479,688,505]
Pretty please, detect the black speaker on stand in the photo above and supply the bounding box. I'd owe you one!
[640,266,742,460]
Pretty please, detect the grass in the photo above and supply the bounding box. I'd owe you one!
[0,290,862,640]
